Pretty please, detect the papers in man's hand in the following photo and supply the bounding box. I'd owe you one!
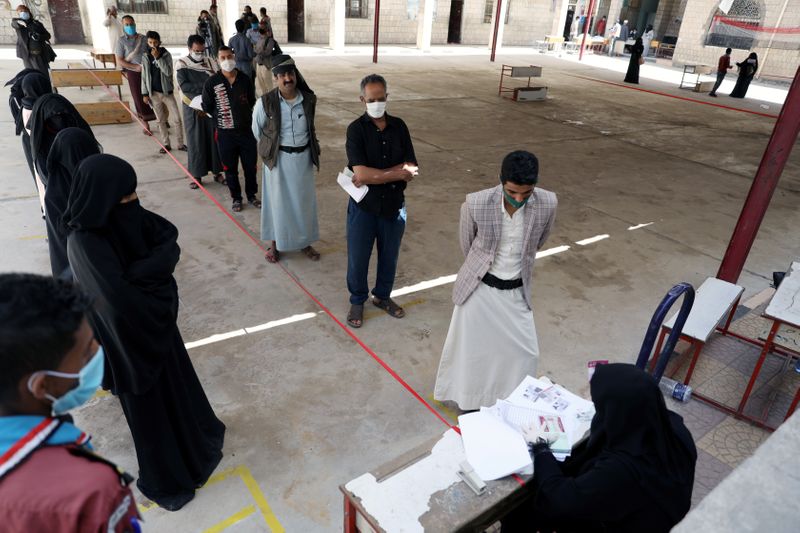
[337,167,368,202]
[189,95,212,118]
[458,376,596,482]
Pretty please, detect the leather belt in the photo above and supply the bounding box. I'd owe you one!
[279,144,309,153]
[481,272,523,290]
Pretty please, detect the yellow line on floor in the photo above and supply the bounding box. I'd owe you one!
[363,298,426,321]
[17,235,46,240]
[428,395,460,424]
[202,505,257,533]
[204,465,285,532]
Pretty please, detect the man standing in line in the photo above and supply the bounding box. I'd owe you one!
[229,19,255,89]
[141,31,185,154]
[254,19,280,97]
[434,151,557,410]
[176,35,224,190]
[344,74,418,328]
[202,46,260,212]
[207,5,225,56]
[709,47,733,97]
[252,55,321,263]
[102,5,123,51]
[115,15,155,134]
[608,19,621,56]
[11,5,54,74]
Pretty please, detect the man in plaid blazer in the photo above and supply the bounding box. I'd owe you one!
[434,151,558,410]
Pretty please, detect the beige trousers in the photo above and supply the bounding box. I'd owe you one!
[149,91,184,148]
[256,64,274,98]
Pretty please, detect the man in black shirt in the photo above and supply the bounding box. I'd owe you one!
[344,74,418,328]
[202,45,260,212]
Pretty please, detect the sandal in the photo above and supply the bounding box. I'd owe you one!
[249,197,262,208]
[302,246,320,261]
[347,304,364,328]
[178,145,188,151]
[159,146,171,154]
[264,247,280,263]
[372,297,405,319]
[213,173,227,186]
[232,200,243,212]
[189,177,201,190]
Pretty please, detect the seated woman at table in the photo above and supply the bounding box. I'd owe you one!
[502,363,697,533]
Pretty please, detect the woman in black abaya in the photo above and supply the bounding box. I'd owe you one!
[44,128,100,279]
[64,155,225,511]
[5,69,50,188]
[730,52,758,99]
[624,37,645,84]
[502,363,697,533]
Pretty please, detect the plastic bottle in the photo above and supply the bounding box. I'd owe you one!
[659,377,692,402]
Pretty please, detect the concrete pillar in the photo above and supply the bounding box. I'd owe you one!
[85,0,111,51]
[330,0,346,51]
[488,0,509,52]
[223,0,240,42]
[416,0,435,51]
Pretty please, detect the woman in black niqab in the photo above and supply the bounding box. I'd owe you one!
[29,93,94,186]
[65,154,226,511]
[624,37,644,84]
[730,52,758,99]
[43,127,100,279]
[502,363,697,533]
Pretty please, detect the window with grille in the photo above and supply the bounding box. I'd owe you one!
[347,0,369,18]
[483,0,510,24]
[119,0,168,15]
[705,0,760,50]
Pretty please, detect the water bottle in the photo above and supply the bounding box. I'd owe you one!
[659,377,692,402]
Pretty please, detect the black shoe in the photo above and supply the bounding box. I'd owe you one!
[232,200,243,212]
[709,93,717,97]
[248,197,262,208]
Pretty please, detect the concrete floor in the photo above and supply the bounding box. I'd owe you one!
[1,45,799,532]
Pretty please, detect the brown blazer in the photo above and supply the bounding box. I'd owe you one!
[453,184,557,310]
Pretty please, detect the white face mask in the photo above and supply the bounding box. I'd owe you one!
[190,51,204,61]
[366,101,386,119]
[220,59,236,72]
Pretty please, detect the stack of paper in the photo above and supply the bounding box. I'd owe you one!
[337,167,369,202]
[458,375,596,482]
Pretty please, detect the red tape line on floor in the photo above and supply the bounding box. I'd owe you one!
[86,67,527,487]
[567,73,780,119]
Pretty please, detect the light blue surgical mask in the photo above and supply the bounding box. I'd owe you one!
[28,346,105,415]
[124,25,136,36]
[19,11,31,20]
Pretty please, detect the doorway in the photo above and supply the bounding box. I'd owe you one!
[287,0,304,42]
[563,9,574,40]
[447,0,464,43]
[48,0,85,44]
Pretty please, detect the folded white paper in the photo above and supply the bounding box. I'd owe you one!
[188,95,212,118]
[337,167,369,202]
[458,411,532,481]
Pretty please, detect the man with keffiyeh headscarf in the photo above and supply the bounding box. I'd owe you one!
[252,54,321,263]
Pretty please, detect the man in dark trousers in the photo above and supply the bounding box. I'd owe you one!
[202,46,260,212]
[709,48,733,97]
[115,15,155,133]
[11,5,54,74]
[0,274,141,532]
[344,74,418,328]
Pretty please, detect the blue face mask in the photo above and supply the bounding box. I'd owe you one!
[28,346,105,415]
[19,11,31,20]
[251,23,258,30]
[124,25,136,36]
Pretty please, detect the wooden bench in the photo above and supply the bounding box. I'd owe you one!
[90,49,117,69]
[650,277,744,385]
[50,69,131,125]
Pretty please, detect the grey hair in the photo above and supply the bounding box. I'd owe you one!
[360,74,387,95]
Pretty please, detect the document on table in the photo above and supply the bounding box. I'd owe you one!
[458,411,532,481]
[337,167,369,202]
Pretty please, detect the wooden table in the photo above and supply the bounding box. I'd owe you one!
[90,49,117,69]
[340,429,531,532]
[738,261,800,424]
[679,64,714,90]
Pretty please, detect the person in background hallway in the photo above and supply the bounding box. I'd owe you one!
[434,151,556,410]
[208,4,224,52]
[246,16,261,45]
[730,52,758,99]
[594,15,606,37]
[501,364,697,533]
[0,274,141,532]
[259,6,273,34]
[709,47,733,97]
[5,69,51,201]
[242,5,254,19]
[196,10,221,58]
[229,19,255,83]
[608,19,621,56]
[44,128,101,279]
[620,19,630,41]
[344,74,417,328]
[103,5,123,51]
[115,15,155,134]
[254,20,280,97]
[642,24,654,58]
[253,54,321,262]
[203,46,260,212]
[28,94,95,211]
[64,154,226,511]
[142,31,185,154]
[624,37,644,84]
[176,35,224,190]
[11,4,54,74]
[570,13,581,40]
